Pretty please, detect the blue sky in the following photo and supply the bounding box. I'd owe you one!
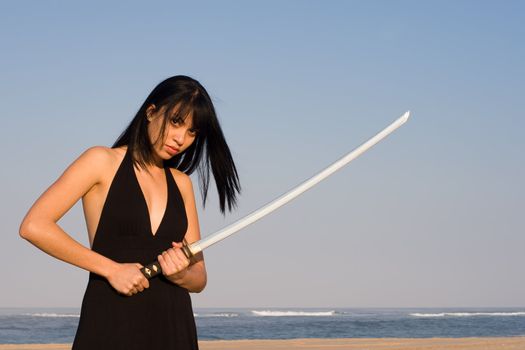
[1,1,524,308]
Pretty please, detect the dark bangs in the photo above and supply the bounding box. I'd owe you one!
[163,89,212,174]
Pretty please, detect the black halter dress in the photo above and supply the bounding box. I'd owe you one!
[72,148,198,350]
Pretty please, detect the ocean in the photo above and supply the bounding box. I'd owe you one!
[1,307,524,344]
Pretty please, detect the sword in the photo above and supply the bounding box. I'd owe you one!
[140,111,410,279]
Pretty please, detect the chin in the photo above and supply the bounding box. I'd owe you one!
[165,151,179,159]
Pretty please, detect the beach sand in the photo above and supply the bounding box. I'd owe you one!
[1,338,525,350]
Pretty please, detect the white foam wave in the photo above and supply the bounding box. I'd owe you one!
[411,312,525,318]
[251,310,336,317]
[26,313,80,318]
[194,313,239,318]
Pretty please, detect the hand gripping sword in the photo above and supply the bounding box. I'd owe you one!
[140,111,410,279]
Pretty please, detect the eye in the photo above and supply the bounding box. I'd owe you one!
[170,117,184,126]
[188,128,198,137]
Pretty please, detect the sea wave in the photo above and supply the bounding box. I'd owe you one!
[251,310,336,317]
[194,313,239,318]
[24,313,80,318]
[410,312,525,318]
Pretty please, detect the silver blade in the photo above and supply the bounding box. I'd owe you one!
[189,111,410,255]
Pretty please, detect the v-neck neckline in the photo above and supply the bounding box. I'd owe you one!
[130,155,169,238]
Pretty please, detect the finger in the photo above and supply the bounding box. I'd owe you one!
[158,254,167,272]
[158,253,174,275]
[164,250,180,268]
[134,275,147,290]
[169,246,189,265]
[166,248,179,263]
[168,249,189,271]
[137,272,150,289]
[135,263,143,269]
[174,249,190,267]
[172,241,183,248]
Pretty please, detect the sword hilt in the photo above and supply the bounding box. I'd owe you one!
[140,239,194,279]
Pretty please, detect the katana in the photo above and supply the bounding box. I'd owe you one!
[140,111,410,279]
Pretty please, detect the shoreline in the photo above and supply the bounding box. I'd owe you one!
[2,337,525,350]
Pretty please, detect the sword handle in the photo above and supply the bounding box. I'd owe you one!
[140,239,194,279]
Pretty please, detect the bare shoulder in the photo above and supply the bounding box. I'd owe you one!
[80,146,123,164]
[67,146,126,185]
[75,146,125,170]
[168,168,194,198]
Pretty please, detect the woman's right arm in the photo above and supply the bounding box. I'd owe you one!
[19,147,149,295]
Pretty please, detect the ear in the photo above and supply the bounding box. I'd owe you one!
[146,104,157,121]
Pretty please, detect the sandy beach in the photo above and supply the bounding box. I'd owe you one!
[1,338,525,350]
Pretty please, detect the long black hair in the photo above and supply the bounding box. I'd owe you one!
[113,75,240,213]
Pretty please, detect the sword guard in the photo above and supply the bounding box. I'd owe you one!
[181,238,195,260]
[140,239,194,279]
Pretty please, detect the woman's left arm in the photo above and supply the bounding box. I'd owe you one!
[158,170,207,292]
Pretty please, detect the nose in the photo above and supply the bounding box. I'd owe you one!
[172,127,189,146]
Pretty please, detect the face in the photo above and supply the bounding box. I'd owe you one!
[146,104,197,161]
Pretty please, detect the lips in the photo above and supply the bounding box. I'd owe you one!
[165,145,179,154]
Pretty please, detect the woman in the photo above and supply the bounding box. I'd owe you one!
[19,75,240,349]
